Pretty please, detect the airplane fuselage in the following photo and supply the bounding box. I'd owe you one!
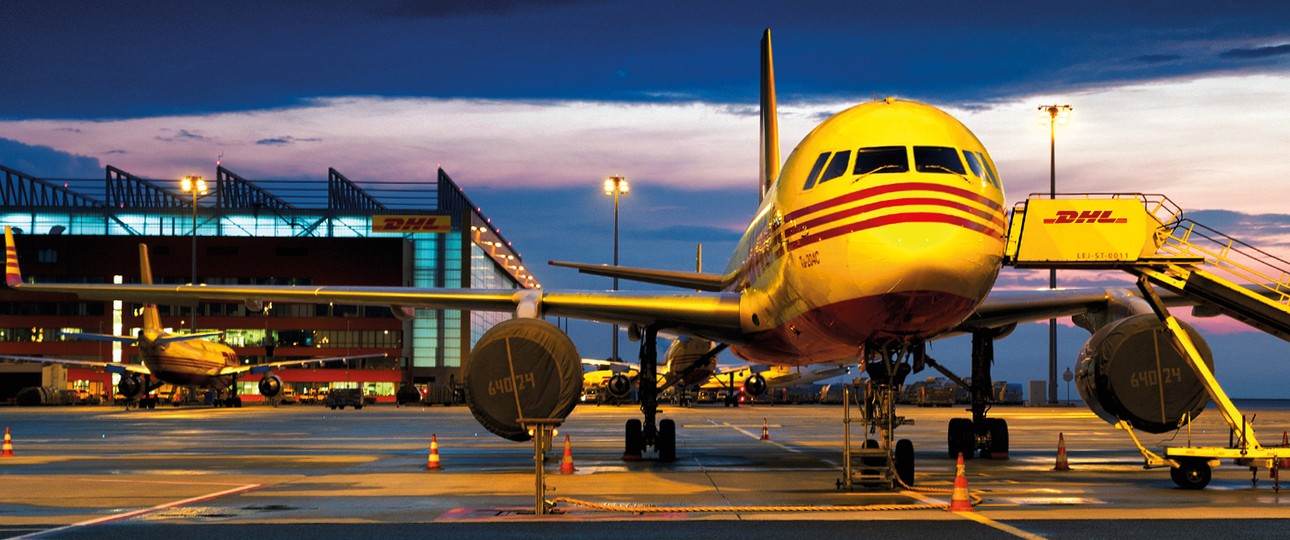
[138,330,241,389]
[726,99,1006,365]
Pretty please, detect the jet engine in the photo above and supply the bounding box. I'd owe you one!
[463,318,582,442]
[744,373,768,396]
[1075,313,1213,434]
[258,374,284,398]
[118,374,145,400]
[605,373,633,399]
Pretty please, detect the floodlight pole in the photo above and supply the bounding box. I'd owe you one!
[1040,104,1072,405]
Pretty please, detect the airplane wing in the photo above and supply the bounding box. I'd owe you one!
[958,285,1198,332]
[5,227,741,341]
[0,355,152,375]
[218,353,390,376]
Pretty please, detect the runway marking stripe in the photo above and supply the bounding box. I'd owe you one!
[12,482,262,539]
[904,491,1046,540]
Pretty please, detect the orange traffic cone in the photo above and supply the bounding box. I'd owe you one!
[1053,432,1071,471]
[560,434,576,475]
[426,434,442,471]
[948,452,974,512]
[760,418,770,441]
[1,427,12,457]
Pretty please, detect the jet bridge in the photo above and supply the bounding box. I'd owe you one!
[1004,193,1290,489]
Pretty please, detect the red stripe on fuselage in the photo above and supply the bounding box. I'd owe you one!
[787,212,999,252]
[782,182,1002,224]
[782,196,1005,238]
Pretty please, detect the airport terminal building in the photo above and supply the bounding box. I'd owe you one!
[0,163,536,403]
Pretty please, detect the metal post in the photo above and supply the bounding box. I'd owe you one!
[842,383,852,490]
[191,189,198,331]
[612,187,619,364]
[533,423,548,515]
[1048,115,1058,405]
[519,418,561,516]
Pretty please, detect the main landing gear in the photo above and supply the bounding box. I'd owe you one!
[622,326,677,462]
[933,330,1010,460]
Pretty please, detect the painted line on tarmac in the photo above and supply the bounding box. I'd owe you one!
[11,482,263,539]
[707,419,843,466]
[904,491,1045,540]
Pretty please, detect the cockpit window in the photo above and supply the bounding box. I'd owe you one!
[802,152,831,190]
[962,150,985,179]
[913,146,966,175]
[817,150,851,185]
[852,146,908,176]
[974,151,1000,188]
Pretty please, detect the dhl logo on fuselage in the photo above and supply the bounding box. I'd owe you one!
[1042,210,1127,224]
[372,215,452,233]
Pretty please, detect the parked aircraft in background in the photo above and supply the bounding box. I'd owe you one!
[1,241,383,407]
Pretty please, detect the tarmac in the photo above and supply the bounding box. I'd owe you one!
[2,400,1290,539]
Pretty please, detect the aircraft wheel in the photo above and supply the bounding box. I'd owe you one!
[894,438,915,487]
[658,419,677,462]
[623,418,643,461]
[1171,458,1212,490]
[947,418,973,459]
[233,397,242,408]
[985,418,1009,459]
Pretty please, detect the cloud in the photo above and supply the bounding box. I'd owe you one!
[1220,43,1290,59]
[0,137,101,178]
[256,136,323,146]
[155,129,214,143]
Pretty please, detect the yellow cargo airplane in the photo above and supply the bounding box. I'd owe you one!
[3,30,1214,480]
[1,243,384,407]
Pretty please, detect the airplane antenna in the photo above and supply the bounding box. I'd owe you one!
[759,29,780,203]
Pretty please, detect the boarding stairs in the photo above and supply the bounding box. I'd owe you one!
[1004,193,1290,488]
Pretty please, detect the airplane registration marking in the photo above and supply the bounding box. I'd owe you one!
[799,251,821,269]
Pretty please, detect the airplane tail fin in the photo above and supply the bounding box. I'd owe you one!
[4,226,23,288]
[759,28,780,203]
[138,243,162,333]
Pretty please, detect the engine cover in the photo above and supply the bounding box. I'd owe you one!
[463,318,582,442]
[1076,313,1213,434]
[258,374,284,398]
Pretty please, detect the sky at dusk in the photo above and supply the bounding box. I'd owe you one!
[2,1,1290,397]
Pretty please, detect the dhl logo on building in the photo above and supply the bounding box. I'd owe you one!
[1042,210,1128,224]
[372,215,452,233]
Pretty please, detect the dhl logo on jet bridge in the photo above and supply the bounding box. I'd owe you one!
[1043,210,1128,224]
[1009,198,1163,264]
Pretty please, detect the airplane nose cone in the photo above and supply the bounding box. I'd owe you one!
[840,224,1002,339]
